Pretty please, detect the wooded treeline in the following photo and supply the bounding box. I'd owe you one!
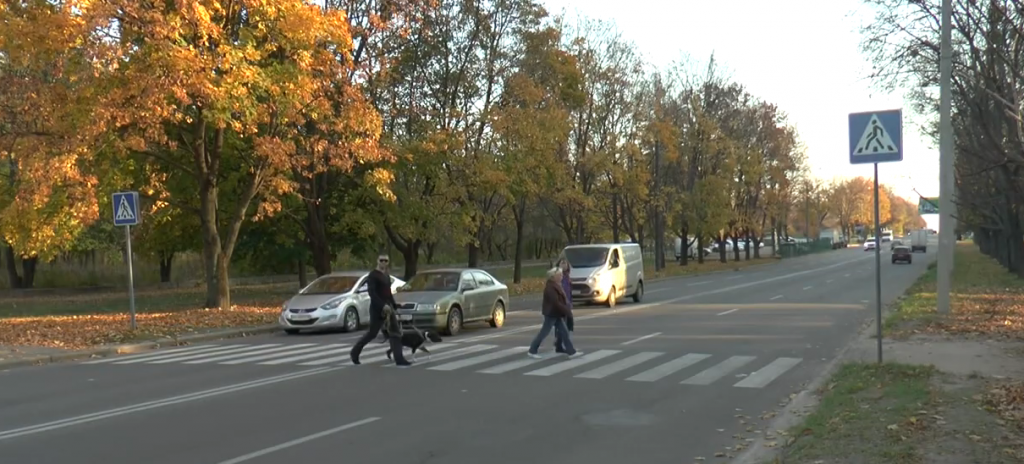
[0,0,923,304]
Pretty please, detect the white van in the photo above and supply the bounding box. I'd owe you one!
[559,243,644,307]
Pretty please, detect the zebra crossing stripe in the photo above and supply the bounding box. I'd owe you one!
[733,357,802,388]
[112,345,252,364]
[242,344,350,365]
[384,345,496,368]
[300,345,391,366]
[428,347,528,371]
[146,345,278,364]
[524,350,620,377]
[625,353,711,382]
[184,344,319,364]
[81,345,214,364]
[575,352,664,379]
[477,354,552,374]
[680,355,756,385]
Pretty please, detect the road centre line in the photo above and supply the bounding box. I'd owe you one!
[802,286,813,290]
[0,367,340,442]
[214,417,381,464]
[455,254,875,344]
[717,308,739,316]
[621,332,662,345]
[769,295,783,301]
[688,281,711,287]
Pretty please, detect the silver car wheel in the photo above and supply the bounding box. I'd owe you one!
[343,308,359,332]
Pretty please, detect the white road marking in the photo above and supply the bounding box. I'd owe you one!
[844,273,851,277]
[681,356,756,385]
[226,344,348,365]
[621,332,662,345]
[146,345,274,364]
[574,352,663,379]
[214,417,381,464]
[80,345,215,364]
[688,281,711,287]
[626,353,711,382]
[0,368,339,441]
[113,345,267,364]
[478,354,553,374]
[733,358,803,388]
[455,254,876,344]
[523,350,620,376]
[299,345,392,366]
[428,347,528,371]
[717,308,739,316]
[726,275,743,280]
[826,279,834,283]
[802,286,813,290]
[769,295,783,301]
[383,344,495,367]
[184,344,318,364]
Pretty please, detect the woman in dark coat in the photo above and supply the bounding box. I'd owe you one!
[527,267,581,358]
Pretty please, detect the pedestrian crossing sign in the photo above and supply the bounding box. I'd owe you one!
[112,191,140,226]
[848,109,903,164]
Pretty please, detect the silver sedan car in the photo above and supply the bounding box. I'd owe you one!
[278,271,406,334]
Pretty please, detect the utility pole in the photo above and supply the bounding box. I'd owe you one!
[936,0,956,314]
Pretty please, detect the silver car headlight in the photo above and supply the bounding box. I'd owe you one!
[319,298,344,311]
[417,303,439,312]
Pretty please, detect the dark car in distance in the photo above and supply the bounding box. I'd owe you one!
[891,245,912,264]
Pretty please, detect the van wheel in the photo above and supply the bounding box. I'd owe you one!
[607,287,617,308]
[632,282,644,303]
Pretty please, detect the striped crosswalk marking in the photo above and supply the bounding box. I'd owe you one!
[184,344,318,364]
[680,355,756,385]
[74,341,805,389]
[733,357,802,388]
[524,350,620,377]
[575,352,663,379]
[81,344,214,364]
[113,345,252,364]
[477,355,551,374]
[145,345,278,364]
[384,345,495,368]
[428,347,528,372]
[243,344,349,365]
[625,353,710,382]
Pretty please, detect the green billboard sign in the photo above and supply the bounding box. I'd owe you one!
[918,197,939,214]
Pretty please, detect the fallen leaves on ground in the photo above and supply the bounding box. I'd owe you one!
[508,278,546,296]
[0,305,280,349]
[983,381,1024,428]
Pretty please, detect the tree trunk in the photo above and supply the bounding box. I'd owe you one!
[467,241,480,268]
[611,193,621,243]
[197,125,222,309]
[697,235,705,264]
[731,234,741,261]
[744,231,752,260]
[21,256,37,288]
[717,236,727,263]
[217,250,231,310]
[159,251,174,283]
[3,244,23,289]
[305,204,332,276]
[298,258,308,288]
[426,242,436,264]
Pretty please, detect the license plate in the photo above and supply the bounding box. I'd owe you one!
[290,314,311,321]
[399,314,413,321]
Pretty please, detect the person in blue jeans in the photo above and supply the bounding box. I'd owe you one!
[554,258,573,353]
[528,267,582,359]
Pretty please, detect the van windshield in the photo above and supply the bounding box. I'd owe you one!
[563,247,609,268]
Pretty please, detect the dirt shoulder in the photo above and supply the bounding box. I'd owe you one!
[774,243,1024,463]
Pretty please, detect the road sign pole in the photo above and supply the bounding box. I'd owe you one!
[936,0,956,314]
[125,225,137,330]
[873,163,883,363]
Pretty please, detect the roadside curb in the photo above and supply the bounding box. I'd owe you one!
[0,324,279,370]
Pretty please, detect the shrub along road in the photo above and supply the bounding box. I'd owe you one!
[0,247,934,464]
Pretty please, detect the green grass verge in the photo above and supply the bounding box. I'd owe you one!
[779,362,938,464]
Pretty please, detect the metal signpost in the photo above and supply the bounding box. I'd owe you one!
[113,191,140,330]
[848,109,904,363]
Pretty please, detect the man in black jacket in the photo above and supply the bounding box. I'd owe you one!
[349,254,411,366]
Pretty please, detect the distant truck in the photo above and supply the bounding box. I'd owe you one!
[909,229,929,253]
[819,228,846,249]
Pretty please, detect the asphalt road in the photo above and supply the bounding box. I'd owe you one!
[0,240,936,464]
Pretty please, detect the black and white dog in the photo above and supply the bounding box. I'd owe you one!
[380,326,443,361]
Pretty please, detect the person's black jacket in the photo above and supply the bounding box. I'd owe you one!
[542,278,570,318]
[366,269,398,315]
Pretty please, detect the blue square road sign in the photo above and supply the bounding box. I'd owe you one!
[848,109,903,164]
[113,191,140,227]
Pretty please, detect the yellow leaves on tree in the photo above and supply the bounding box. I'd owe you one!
[0,1,104,264]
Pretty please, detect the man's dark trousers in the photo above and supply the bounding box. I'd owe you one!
[350,310,407,364]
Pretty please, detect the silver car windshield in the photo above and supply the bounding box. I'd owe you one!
[301,276,360,295]
[404,272,460,292]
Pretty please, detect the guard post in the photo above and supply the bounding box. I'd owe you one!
[113,191,140,330]
[848,109,904,363]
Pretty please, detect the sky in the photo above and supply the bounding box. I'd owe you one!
[540,0,941,230]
